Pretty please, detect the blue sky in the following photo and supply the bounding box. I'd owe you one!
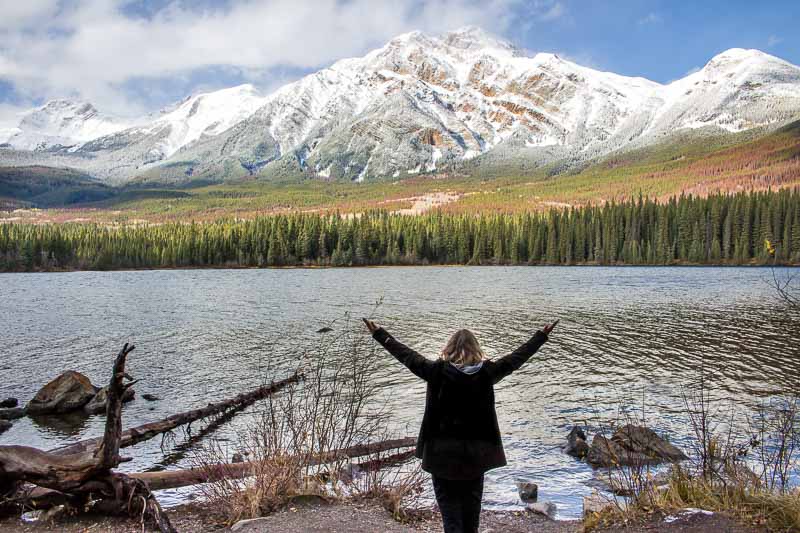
[0,0,797,126]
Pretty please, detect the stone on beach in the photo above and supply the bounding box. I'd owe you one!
[516,480,538,503]
[527,501,557,519]
[583,493,626,516]
[563,426,589,458]
[26,371,99,415]
[0,420,11,435]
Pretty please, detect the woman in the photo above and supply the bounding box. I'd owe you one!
[363,318,558,533]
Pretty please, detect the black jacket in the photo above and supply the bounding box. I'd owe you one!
[372,328,548,479]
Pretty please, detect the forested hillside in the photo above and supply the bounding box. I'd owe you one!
[2,189,798,271]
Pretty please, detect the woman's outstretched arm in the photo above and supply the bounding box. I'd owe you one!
[489,320,558,384]
[363,319,437,382]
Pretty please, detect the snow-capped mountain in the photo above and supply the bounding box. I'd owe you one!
[1,100,130,151]
[3,27,800,184]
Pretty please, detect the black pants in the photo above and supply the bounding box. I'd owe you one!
[432,475,484,533]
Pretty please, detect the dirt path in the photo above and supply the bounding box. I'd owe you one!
[0,500,762,532]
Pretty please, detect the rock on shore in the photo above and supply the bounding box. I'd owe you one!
[83,385,136,414]
[26,371,99,415]
[586,425,687,467]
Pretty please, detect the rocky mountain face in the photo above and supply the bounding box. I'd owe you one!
[2,27,800,184]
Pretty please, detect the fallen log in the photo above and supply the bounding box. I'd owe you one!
[21,437,417,509]
[51,371,303,457]
[130,436,417,491]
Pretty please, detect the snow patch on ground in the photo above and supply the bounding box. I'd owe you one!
[664,508,714,523]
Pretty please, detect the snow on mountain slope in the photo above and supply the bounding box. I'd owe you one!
[644,48,800,136]
[4,100,129,151]
[3,27,800,184]
[139,84,267,159]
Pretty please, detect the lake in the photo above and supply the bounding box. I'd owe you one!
[1,266,799,519]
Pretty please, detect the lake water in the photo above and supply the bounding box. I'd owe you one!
[1,266,799,519]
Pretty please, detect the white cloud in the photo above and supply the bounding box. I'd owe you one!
[0,0,530,118]
[0,102,28,134]
[637,12,661,25]
[0,0,60,30]
[767,35,782,48]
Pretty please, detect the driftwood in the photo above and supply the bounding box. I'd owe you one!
[1,345,414,530]
[131,436,417,490]
[51,371,303,457]
[20,437,417,509]
[0,344,175,532]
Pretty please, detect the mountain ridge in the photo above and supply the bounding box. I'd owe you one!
[2,27,799,185]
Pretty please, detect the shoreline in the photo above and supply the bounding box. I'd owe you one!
[2,262,799,275]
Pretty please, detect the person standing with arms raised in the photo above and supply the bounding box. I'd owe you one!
[364,318,558,533]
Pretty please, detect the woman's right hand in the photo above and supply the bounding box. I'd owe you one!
[362,318,380,333]
[542,319,559,335]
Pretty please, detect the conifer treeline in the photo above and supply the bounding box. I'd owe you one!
[1,189,799,271]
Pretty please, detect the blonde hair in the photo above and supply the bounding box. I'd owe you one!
[441,329,485,366]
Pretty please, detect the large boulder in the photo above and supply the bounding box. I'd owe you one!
[26,371,99,415]
[83,386,135,415]
[563,426,590,458]
[587,425,686,467]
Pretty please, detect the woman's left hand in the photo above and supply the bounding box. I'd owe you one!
[362,318,380,333]
[542,319,559,335]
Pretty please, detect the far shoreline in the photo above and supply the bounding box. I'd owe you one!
[2,262,800,275]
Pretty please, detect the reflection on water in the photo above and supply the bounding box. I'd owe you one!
[28,411,92,438]
[1,266,799,519]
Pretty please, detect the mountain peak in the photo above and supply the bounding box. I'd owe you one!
[443,26,519,55]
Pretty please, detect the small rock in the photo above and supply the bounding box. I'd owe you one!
[515,480,538,503]
[0,407,25,420]
[0,398,18,408]
[583,493,626,516]
[316,327,333,333]
[527,501,557,519]
[142,393,161,402]
[41,505,66,523]
[563,426,590,458]
[83,386,135,415]
[26,371,98,415]
[0,420,11,435]
[231,452,244,463]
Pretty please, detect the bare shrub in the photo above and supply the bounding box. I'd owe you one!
[595,364,800,532]
[770,268,799,312]
[193,312,419,524]
[749,397,800,493]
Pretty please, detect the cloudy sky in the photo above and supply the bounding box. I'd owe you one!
[0,0,798,126]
